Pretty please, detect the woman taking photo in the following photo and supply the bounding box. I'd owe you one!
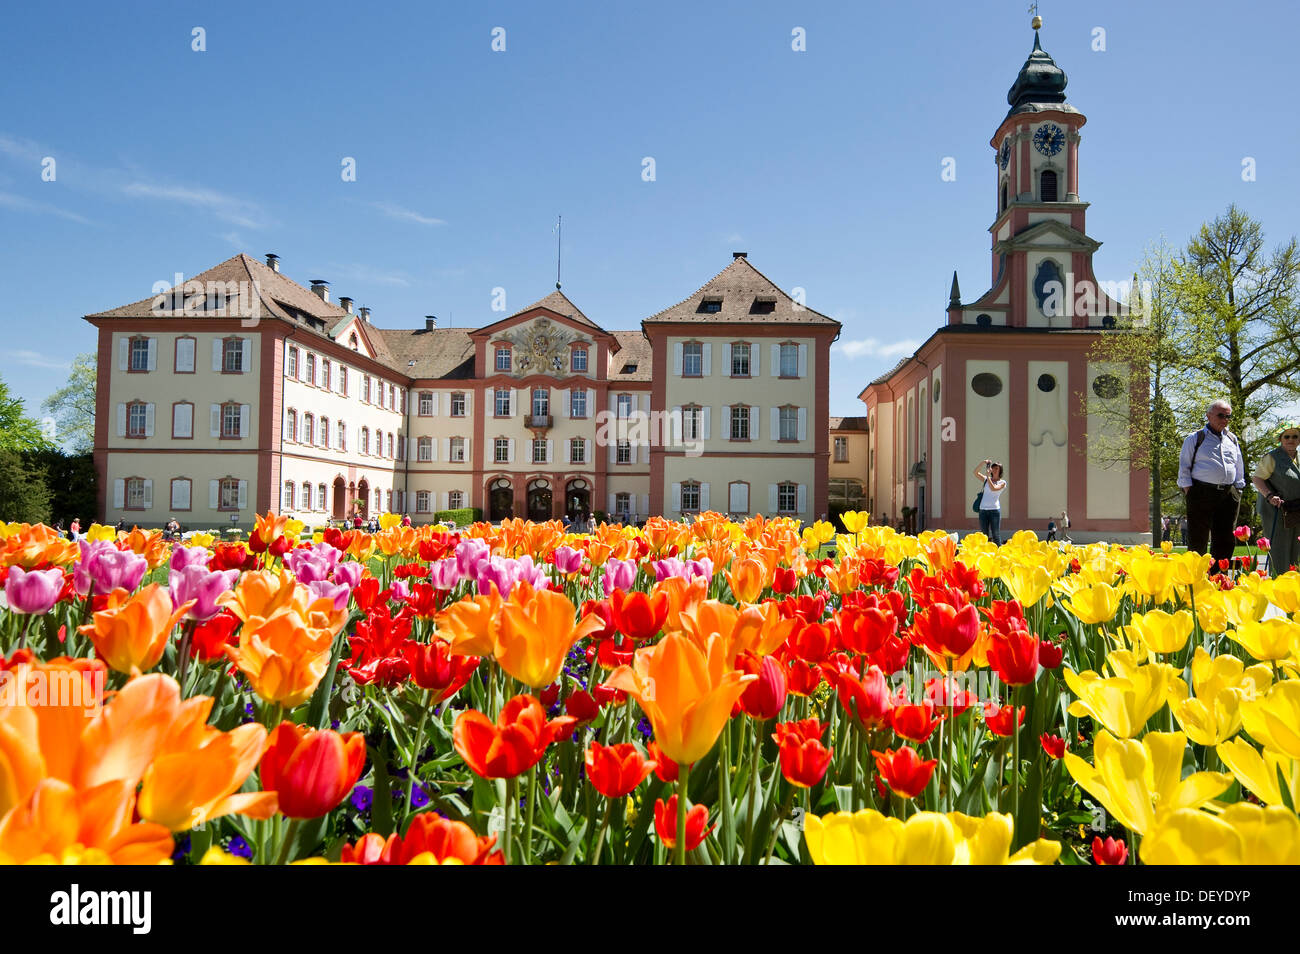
[1252,421,1300,577]
[973,459,1007,545]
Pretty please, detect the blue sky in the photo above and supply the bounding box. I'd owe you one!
[3,0,1298,430]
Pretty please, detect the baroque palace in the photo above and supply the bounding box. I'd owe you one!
[87,252,843,528]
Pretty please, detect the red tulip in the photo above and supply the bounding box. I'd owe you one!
[872,746,937,799]
[260,722,366,819]
[609,589,668,641]
[565,689,601,723]
[869,634,912,675]
[189,609,241,662]
[539,682,561,709]
[790,621,837,663]
[1092,835,1128,865]
[1233,525,1251,542]
[406,639,479,703]
[923,676,976,715]
[772,566,797,595]
[772,719,832,788]
[983,702,1026,737]
[580,598,618,641]
[453,694,576,779]
[837,599,898,655]
[781,654,823,697]
[586,742,656,799]
[653,795,712,851]
[1038,639,1064,669]
[889,699,938,743]
[737,653,787,720]
[831,664,892,730]
[341,815,503,865]
[647,741,679,783]
[1040,732,1067,760]
[911,602,980,659]
[987,630,1040,686]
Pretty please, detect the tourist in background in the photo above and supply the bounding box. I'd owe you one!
[1177,399,1245,565]
[1252,421,1300,577]
[973,459,1007,546]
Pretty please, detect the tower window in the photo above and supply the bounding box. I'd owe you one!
[1040,170,1058,202]
[1001,182,1008,212]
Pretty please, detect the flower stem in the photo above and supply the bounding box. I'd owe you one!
[274,818,301,865]
[401,691,431,828]
[523,764,538,865]
[590,799,613,865]
[676,761,691,866]
[503,775,516,864]
[744,718,763,857]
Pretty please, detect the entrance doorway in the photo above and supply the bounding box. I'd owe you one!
[488,478,513,522]
[332,477,346,520]
[566,479,590,522]
[527,478,552,522]
[357,479,369,518]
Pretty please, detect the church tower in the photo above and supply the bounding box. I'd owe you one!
[861,20,1149,544]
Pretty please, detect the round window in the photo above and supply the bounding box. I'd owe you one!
[1037,373,1057,392]
[971,372,1003,397]
[1092,374,1123,399]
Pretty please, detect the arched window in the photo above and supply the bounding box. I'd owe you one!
[1040,169,1058,202]
[303,413,314,445]
[287,409,297,441]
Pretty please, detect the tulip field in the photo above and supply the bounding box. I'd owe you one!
[0,511,1297,866]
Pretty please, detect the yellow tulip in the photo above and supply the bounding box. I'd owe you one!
[803,809,1059,865]
[1063,730,1231,836]
[1263,572,1300,615]
[1062,582,1122,625]
[1230,618,1300,662]
[379,512,401,531]
[189,531,216,548]
[1002,564,1053,607]
[1216,737,1298,807]
[1168,649,1271,747]
[1239,680,1300,759]
[1140,804,1300,865]
[85,524,117,543]
[1064,651,1178,737]
[1123,609,1194,656]
[839,511,870,535]
[1169,550,1214,588]
[1189,584,1230,635]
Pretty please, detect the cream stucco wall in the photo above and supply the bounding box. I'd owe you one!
[661,456,815,521]
[104,451,258,528]
[1026,360,1070,519]
[1086,361,1131,520]
[965,360,1010,497]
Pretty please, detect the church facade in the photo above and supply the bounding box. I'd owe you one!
[860,28,1150,543]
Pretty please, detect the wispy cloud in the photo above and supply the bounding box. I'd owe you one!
[121,182,270,229]
[0,191,92,225]
[324,263,413,287]
[219,231,248,248]
[834,337,921,360]
[723,232,745,245]
[370,201,445,226]
[11,349,71,371]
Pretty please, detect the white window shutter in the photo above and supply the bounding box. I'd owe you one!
[429,438,437,462]
[507,438,515,463]
[722,342,732,371]
[701,406,711,440]
[639,441,649,464]
[142,479,153,509]
[465,392,472,415]
[430,392,438,415]
[751,342,760,376]
[443,438,451,461]
[586,389,594,414]
[146,338,157,371]
[465,437,471,460]
[770,407,779,441]
[118,338,128,370]
[750,405,759,438]
[239,405,250,438]
[672,482,682,511]
[508,389,517,416]
[116,404,126,437]
[237,480,248,509]
[546,439,553,464]
[674,342,683,376]
[443,492,451,511]
[210,404,221,437]
[212,340,222,372]
[797,484,807,514]
[608,433,617,464]
[721,405,731,439]
[559,389,569,418]
[797,407,807,441]
[442,393,450,415]
[700,482,710,511]
[174,480,190,510]
[641,494,649,518]
[702,342,712,375]
[241,339,252,372]
[209,480,219,508]
[798,344,808,378]
[771,344,780,376]
[563,439,571,464]
[144,403,155,437]
[608,492,617,515]
[113,479,125,509]
[769,484,779,514]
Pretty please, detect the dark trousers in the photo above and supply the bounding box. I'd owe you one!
[1185,483,1238,565]
[979,508,1002,545]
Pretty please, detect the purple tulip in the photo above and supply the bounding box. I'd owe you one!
[477,555,548,598]
[73,540,148,597]
[389,579,411,602]
[308,579,351,612]
[429,558,461,590]
[552,546,583,575]
[286,542,341,584]
[455,539,492,579]
[332,561,364,589]
[169,565,239,621]
[652,558,686,584]
[688,557,714,582]
[604,558,639,596]
[4,566,65,615]
[169,545,211,573]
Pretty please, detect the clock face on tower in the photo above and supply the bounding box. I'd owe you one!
[1033,123,1065,157]
[999,139,1011,169]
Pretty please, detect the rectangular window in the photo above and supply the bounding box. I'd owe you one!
[175,337,196,373]
[318,484,328,510]
[683,406,701,441]
[127,403,147,438]
[287,348,298,378]
[451,437,466,462]
[778,483,797,514]
[337,422,346,450]
[301,484,312,510]
[340,367,348,395]
[222,405,241,439]
[223,338,244,373]
[532,438,546,464]
[451,393,466,417]
[375,489,382,512]
[496,347,511,372]
[173,403,193,439]
[780,343,799,378]
[701,300,722,314]
[449,490,464,510]
[321,418,330,449]
[306,354,316,385]
[681,482,700,512]
[419,392,434,416]
[731,343,750,377]
[283,483,295,510]
[416,491,431,513]
[220,479,240,510]
[126,478,146,509]
[780,407,798,441]
[571,348,588,372]
[418,438,433,461]
[495,389,510,416]
[287,410,297,442]
[617,394,633,418]
[321,359,331,391]
[303,416,314,445]
[834,436,849,462]
[361,429,369,454]
[387,434,394,458]
[729,482,749,515]
[616,441,632,464]
[570,389,587,419]
[495,438,510,463]
[532,388,549,418]
[570,438,585,464]
[130,338,150,372]
[615,493,631,519]
[363,377,371,403]
[731,406,750,441]
[683,342,703,377]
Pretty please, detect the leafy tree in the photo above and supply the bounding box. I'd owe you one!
[26,449,96,526]
[41,352,96,454]
[0,451,52,524]
[0,375,53,453]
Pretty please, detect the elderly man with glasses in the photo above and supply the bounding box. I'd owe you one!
[1177,399,1245,566]
[1252,421,1300,576]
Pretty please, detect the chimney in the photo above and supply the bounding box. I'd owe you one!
[425,315,438,331]
[265,252,280,272]
[732,251,747,259]
[359,306,370,323]
[310,280,329,303]
[339,296,354,314]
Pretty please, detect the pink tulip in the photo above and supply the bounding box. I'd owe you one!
[603,558,638,596]
[4,566,65,615]
[1234,525,1252,542]
[73,540,147,597]
[169,565,239,621]
[169,544,211,572]
[551,546,583,575]
[1257,537,1271,552]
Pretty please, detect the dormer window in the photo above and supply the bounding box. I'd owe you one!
[750,297,776,315]
[700,299,722,314]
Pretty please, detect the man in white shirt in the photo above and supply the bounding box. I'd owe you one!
[1177,399,1245,565]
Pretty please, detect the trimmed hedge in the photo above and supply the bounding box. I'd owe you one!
[432,507,481,526]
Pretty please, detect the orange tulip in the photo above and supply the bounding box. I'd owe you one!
[606,633,757,765]
[78,584,193,675]
[252,510,290,550]
[453,695,576,779]
[219,569,299,623]
[0,523,79,569]
[727,557,767,604]
[659,576,708,631]
[495,582,605,688]
[121,527,170,570]
[0,778,174,864]
[438,591,504,657]
[226,609,333,709]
